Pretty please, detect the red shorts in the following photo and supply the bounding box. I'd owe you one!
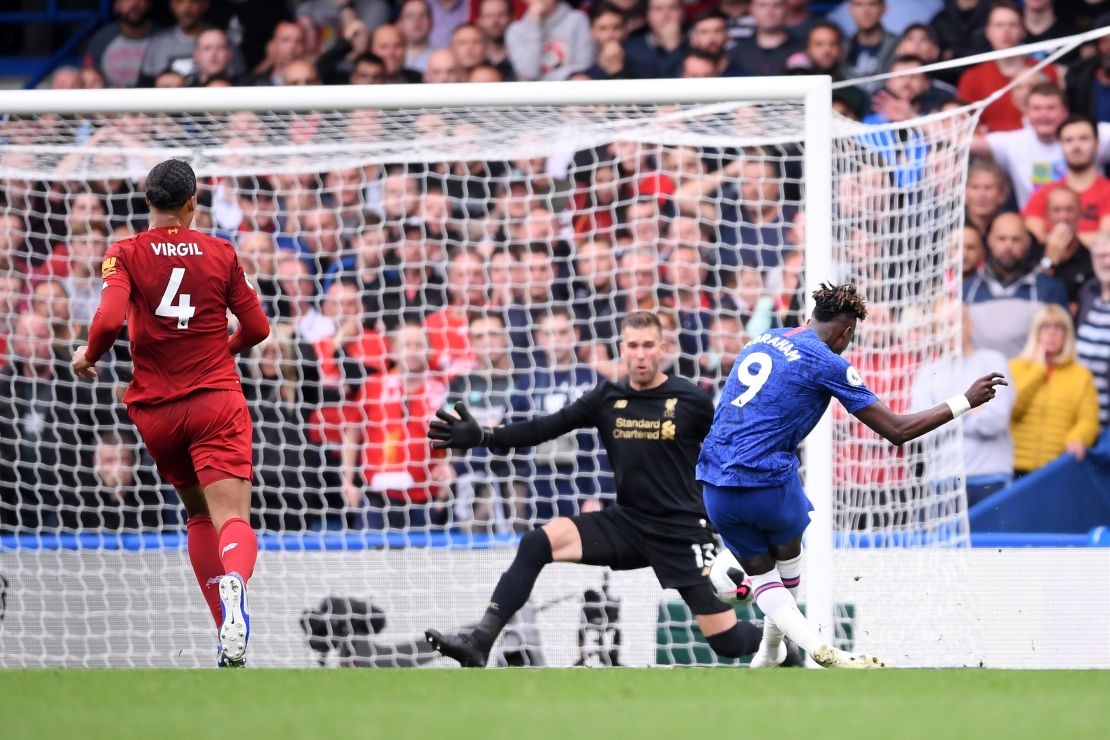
[128,388,254,489]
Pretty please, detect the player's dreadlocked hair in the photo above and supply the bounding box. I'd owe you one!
[145,158,197,211]
[811,282,868,322]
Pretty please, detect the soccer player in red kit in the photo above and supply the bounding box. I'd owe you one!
[72,159,270,667]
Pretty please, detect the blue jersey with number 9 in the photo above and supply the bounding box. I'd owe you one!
[696,327,879,488]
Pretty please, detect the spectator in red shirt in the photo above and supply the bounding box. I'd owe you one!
[572,162,620,240]
[342,322,451,530]
[304,278,388,452]
[425,250,489,378]
[957,1,1059,132]
[835,305,915,492]
[1022,115,1110,248]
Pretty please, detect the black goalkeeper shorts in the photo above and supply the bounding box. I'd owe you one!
[572,506,718,591]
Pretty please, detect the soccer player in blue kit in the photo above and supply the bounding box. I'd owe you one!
[698,284,1007,668]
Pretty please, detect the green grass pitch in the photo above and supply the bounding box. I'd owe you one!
[2,668,1107,740]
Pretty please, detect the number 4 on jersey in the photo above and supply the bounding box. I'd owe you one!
[157,267,196,330]
[730,351,773,408]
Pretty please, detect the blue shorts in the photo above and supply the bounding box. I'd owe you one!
[702,475,814,559]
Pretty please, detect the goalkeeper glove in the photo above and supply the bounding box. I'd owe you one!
[429,402,492,450]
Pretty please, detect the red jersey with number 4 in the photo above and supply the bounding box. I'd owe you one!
[102,225,262,406]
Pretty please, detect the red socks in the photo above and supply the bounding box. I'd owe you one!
[217,517,258,583]
[186,516,224,629]
[187,516,258,630]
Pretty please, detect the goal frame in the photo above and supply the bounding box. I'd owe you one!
[0,76,837,647]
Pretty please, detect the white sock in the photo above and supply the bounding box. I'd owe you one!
[777,552,804,602]
[759,552,804,653]
[749,568,823,654]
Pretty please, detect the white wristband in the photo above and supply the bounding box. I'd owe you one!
[945,394,971,419]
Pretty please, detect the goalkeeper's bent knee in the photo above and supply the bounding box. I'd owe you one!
[705,620,763,658]
[514,528,554,568]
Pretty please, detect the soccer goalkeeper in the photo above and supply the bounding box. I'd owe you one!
[425,311,790,667]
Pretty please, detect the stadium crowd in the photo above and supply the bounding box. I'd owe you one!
[1,0,1109,534]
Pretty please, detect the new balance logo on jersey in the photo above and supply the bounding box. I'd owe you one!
[151,242,205,256]
[222,543,239,556]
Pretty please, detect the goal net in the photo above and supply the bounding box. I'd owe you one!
[0,78,980,668]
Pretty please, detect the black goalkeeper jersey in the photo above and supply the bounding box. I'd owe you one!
[489,375,715,531]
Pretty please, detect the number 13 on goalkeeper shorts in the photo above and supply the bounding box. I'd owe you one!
[690,542,716,573]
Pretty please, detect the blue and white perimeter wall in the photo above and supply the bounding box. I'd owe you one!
[0,546,1107,669]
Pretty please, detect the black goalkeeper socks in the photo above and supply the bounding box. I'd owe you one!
[474,529,553,650]
[705,619,764,659]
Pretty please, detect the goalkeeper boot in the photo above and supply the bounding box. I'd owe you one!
[781,639,805,668]
[425,628,490,668]
[811,645,885,669]
[218,572,250,667]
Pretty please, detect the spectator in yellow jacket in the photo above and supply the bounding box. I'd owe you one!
[1009,304,1101,475]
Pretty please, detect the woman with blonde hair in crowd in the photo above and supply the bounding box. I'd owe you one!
[1009,304,1100,476]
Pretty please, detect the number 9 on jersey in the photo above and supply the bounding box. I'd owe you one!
[730,351,772,409]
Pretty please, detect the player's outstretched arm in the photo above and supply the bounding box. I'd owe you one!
[429,395,597,451]
[73,283,130,379]
[854,372,1008,446]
